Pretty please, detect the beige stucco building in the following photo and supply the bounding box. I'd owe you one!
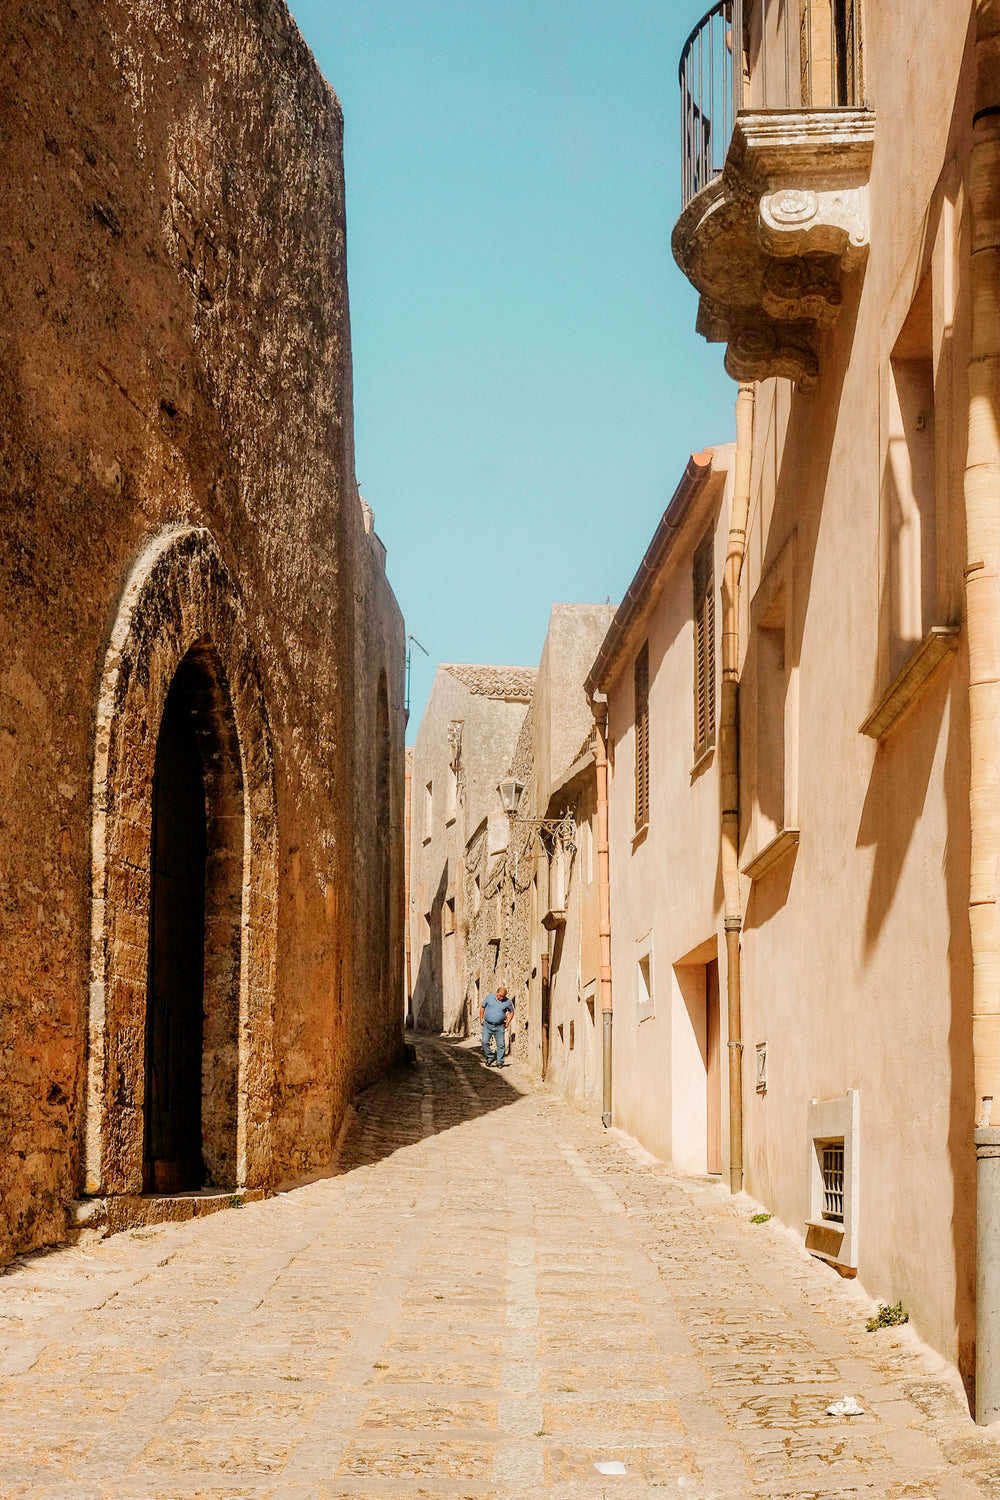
[0,1,405,1260]
[587,452,734,1177]
[579,0,1000,1418]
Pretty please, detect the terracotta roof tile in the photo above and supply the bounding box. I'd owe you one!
[441,663,536,700]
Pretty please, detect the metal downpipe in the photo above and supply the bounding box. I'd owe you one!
[592,701,614,1127]
[722,383,755,1193]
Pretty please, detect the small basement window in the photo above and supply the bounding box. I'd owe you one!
[820,1142,845,1222]
[806,1090,859,1270]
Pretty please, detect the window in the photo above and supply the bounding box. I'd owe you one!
[693,528,716,761]
[757,592,787,847]
[886,274,937,682]
[634,643,650,831]
[820,1143,845,1222]
[745,534,800,875]
[473,873,481,914]
[806,1089,859,1270]
[636,934,654,1023]
[583,816,594,885]
[806,0,864,108]
[445,761,458,824]
[584,981,597,1023]
[423,780,433,842]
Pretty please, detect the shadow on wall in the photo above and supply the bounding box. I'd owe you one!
[412,863,448,1031]
[335,1034,521,1175]
[855,71,975,1405]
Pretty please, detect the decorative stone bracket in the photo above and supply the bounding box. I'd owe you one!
[672,109,876,390]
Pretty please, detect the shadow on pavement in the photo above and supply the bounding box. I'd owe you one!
[333,1032,523,1174]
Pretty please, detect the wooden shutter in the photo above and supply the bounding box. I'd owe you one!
[693,530,716,760]
[634,643,650,830]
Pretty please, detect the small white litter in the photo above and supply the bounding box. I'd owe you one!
[594,1460,627,1475]
[826,1395,865,1417]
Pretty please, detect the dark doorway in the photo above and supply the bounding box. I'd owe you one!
[143,667,207,1194]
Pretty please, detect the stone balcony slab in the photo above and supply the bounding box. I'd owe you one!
[673,108,876,389]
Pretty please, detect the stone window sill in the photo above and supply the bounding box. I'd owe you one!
[805,1217,844,1236]
[632,821,649,851]
[741,827,800,881]
[691,742,715,778]
[859,625,960,740]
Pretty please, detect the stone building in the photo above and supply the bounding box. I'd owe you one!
[580,0,1000,1418]
[0,0,405,1261]
[407,663,534,1033]
[495,605,614,1094]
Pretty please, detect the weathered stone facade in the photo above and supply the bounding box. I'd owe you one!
[457,606,614,1073]
[407,665,534,1033]
[0,0,404,1259]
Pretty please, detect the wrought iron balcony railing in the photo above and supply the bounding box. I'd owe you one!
[680,0,865,209]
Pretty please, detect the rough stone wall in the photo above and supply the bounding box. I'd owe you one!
[464,703,536,1044]
[408,666,531,1033]
[351,499,407,1093]
[0,0,402,1259]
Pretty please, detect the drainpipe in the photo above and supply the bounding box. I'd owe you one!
[966,0,1000,1424]
[592,699,614,1127]
[721,382,755,1194]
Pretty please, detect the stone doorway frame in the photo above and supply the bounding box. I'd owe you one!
[83,526,278,1199]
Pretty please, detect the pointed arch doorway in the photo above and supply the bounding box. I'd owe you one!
[85,528,278,1205]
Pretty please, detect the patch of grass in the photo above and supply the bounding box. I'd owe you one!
[281,1375,303,1382]
[866,1300,908,1332]
[373,1362,389,1369]
[749,1212,771,1225]
[228,1194,245,1209]
[557,1386,576,1393]
[535,1429,550,1437]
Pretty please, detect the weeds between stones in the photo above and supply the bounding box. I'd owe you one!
[749,1212,771,1225]
[866,1301,908,1332]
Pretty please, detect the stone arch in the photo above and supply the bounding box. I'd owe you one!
[84,526,278,1198]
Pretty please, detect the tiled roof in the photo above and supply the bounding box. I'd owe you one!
[442,663,537,701]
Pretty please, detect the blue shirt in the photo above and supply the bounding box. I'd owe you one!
[482,993,514,1025]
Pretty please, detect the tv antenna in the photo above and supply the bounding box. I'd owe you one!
[405,634,429,715]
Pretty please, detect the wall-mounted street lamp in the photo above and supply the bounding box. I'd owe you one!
[496,778,577,854]
[497,777,525,816]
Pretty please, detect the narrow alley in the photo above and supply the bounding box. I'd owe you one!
[0,1037,997,1499]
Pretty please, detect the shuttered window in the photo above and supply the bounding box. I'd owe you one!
[693,529,716,760]
[634,643,650,831]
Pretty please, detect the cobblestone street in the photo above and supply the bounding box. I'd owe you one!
[2,1035,1000,1498]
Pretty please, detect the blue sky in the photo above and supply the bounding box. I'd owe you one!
[285,0,735,736]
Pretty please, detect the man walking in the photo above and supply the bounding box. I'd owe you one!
[480,984,514,1068]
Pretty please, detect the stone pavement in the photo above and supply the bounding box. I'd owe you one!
[2,1036,1000,1499]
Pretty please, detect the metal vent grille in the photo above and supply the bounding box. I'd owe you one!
[821,1143,845,1221]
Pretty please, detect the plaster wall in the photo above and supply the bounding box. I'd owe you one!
[732,0,976,1381]
[604,458,733,1169]
[0,0,403,1259]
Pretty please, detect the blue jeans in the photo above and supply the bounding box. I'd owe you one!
[482,1020,506,1066]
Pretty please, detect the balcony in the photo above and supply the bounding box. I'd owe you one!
[672,0,875,390]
